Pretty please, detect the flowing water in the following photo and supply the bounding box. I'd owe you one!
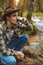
[31,16,43,32]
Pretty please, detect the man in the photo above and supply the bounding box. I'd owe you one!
[0,6,29,65]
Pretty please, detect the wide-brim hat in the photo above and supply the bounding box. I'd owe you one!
[2,6,20,21]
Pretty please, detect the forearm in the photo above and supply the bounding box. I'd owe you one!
[2,46,19,56]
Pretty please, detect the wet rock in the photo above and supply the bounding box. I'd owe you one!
[39,32,43,41]
[23,42,42,56]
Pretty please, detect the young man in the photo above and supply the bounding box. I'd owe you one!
[0,6,29,65]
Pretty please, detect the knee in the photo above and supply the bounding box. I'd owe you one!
[23,34,29,41]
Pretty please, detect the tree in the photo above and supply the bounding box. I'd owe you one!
[22,0,33,20]
[8,0,16,7]
[33,0,43,12]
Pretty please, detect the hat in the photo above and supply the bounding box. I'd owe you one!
[2,6,19,21]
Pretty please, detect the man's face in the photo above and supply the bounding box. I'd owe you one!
[7,12,18,24]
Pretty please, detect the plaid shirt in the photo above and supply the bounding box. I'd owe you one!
[0,21,19,56]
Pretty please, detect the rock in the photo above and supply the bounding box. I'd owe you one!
[37,56,43,63]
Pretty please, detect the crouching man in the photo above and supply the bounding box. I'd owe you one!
[0,6,29,65]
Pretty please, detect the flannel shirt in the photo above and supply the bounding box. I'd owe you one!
[0,21,19,56]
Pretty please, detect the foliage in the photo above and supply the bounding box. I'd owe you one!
[0,8,3,12]
[22,11,28,17]
[26,23,38,35]
[31,23,38,35]
[32,12,43,17]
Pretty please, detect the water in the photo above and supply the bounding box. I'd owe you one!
[31,16,43,32]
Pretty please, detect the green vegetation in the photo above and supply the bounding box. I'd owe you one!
[22,11,28,17]
[32,12,43,18]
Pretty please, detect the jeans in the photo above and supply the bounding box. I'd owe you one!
[0,34,29,65]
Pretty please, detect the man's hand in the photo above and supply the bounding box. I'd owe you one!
[16,51,24,60]
[0,24,3,30]
[23,18,29,25]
